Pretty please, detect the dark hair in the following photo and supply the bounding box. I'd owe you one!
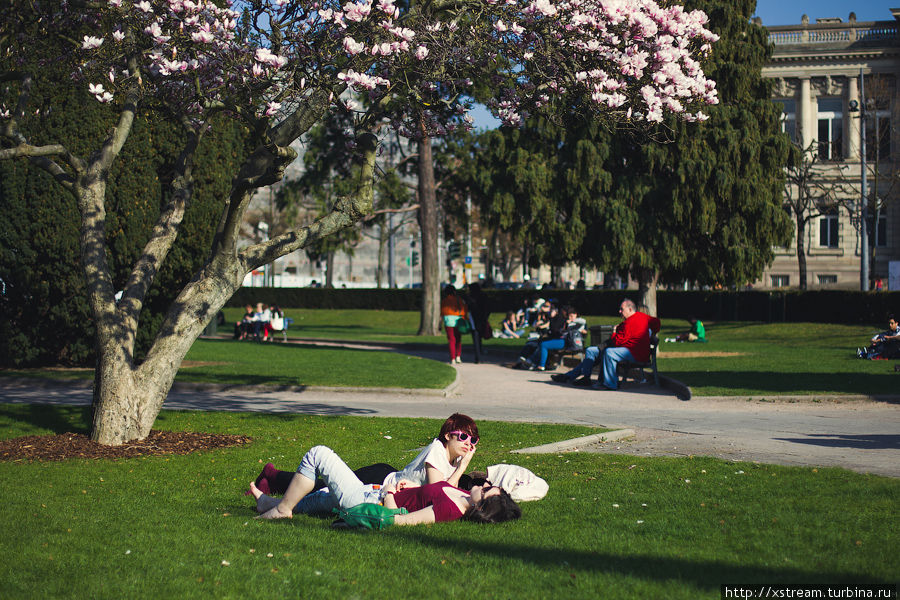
[438,413,478,445]
[442,285,457,299]
[561,304,576,317]
[889,314,896,322]
[464,488,522,524]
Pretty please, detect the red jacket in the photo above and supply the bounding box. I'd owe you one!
[610,311,661,363]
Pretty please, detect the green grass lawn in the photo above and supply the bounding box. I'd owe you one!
[3,309,897,397]
[0,408,895,599]
[655,321,897,397]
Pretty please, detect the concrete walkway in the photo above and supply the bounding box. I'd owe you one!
[2,341,898,477]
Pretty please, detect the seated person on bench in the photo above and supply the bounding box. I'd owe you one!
[551,299,659,390]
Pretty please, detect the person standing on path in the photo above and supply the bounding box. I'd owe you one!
[440,285,468,364]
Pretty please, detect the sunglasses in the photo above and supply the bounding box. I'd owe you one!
[449,430,479,445]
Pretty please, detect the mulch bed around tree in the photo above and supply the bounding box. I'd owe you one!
[0,430,252,462]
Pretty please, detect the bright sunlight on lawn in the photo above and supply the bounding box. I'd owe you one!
[0,408,895,599]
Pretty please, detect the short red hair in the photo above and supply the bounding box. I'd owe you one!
[438,413,478,445]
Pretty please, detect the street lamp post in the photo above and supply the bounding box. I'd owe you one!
[849,69,869,291]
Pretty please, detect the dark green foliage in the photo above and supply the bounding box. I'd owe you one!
[0,77,248,367]
[461,0,791,286]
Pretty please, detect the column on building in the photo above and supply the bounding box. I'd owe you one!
[847,74,860,161]
[799,77,812,151]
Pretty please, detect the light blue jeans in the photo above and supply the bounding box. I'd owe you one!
[530,338,565,367]
[602,347,635,390]
[291,445,383,514]
[563,345,601,380]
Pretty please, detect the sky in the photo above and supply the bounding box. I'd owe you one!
[753,0,892,26]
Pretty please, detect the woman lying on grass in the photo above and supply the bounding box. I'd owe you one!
[250,445,521,525]
[251,413,481,498]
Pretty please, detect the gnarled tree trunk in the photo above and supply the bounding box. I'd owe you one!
[417,133,440,335]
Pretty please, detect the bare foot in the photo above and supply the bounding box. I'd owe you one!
[249,482,289,516]
[256,505,293,519]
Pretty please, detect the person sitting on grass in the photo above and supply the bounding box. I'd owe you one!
[666,316,705,343]
[250,445,521,526]
[498,311,525,338]
[858,314,900,360]
[251,413,479,499]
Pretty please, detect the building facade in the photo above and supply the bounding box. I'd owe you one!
[758,10,900,289]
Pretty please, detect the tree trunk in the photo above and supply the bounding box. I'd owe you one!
[417,134,440,335]
[796,217,807,290]
[635,268,659,316]
[325,251,335,288]
[91,261,243,444]
[376,226,386,288]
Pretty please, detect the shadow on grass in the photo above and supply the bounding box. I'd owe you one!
[773,434,900,450]
[0,404,90,435]
[175,373,304,387]
[164,391,379,416]
[665,370,900,400]
[391,531,891,589]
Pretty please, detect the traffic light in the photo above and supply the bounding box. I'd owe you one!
[447,240,461,260]
[411,251,419,266]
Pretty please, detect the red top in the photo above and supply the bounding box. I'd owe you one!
[392,481,465,522]
[609,311,661,363]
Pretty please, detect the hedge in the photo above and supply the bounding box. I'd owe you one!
[229,287,900,325]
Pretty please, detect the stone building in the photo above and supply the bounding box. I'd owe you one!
[758,10,900,289]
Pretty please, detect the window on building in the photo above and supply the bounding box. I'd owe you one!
[817,274,838,285]
[771,275,790,288]
[819,210,839,247]
[817,98,843,161]
[774,99,798,143]
[865,114,892,161]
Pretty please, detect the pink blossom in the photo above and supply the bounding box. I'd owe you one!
[343,37,366,55]
[113,30,125,42]
[81,36,104,50]
[415,45,429,60]
[136,1,153,13]
[265,101,281,116]
[191,29,214,44]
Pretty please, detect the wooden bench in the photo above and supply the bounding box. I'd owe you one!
[586,325,660,387]
[615,333,659,386]
[545,348,583,370]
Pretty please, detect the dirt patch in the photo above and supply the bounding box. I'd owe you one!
[658,351,745,358]
[0,430,252,462]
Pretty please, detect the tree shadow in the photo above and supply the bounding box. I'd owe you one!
[664,370,900,401]
[391,530,891,589]
[773,434,900,450]
[0,404,90,435]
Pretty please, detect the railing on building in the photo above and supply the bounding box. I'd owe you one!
[767,22,899,46]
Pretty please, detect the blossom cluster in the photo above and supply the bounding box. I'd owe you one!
[483,0,720,124]
[7,0,719,134]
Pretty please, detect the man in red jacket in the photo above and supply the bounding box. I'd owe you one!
[597,299,660,391]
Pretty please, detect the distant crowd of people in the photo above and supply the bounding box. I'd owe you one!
[234,302,285,341]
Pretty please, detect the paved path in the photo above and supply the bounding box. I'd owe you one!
[2,342,898,477]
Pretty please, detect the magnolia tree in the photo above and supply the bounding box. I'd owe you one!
[0,0,718,444]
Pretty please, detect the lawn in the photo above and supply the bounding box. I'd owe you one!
[3,309,897,397]
[0,408,895,599]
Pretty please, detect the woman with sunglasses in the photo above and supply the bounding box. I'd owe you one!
[251,458,521,525]
[249,414,481,505]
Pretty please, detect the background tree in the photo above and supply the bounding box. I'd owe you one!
[0,60,246,367]
[780,142,843,290]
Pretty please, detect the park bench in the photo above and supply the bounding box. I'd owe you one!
[587,324,660,386]
[615,333,659,386]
